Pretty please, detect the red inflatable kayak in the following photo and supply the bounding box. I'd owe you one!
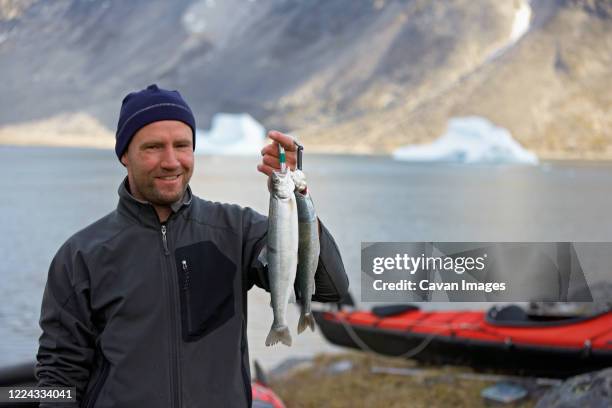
[313,305,612,377]
[252,381,285,408]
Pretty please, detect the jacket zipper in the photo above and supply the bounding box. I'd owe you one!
[82,357,110,408]
[240,316,252,407]
[161,225,170,255]
[181,260,193,333]
[161,223,181,408]
[181,260,190,290]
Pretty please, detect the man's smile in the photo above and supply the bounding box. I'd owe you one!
[156,174,181,181]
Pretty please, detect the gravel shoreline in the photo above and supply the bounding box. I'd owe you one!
[268,352,554,408]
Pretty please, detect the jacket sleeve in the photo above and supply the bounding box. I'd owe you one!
[242,207,349,303]
[310,219,349,302]
[36,243,96,407]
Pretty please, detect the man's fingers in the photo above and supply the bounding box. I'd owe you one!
[261,152,297,166]
[267,130,297,152]
[257,164,275,177]
[262,155,280,170]
[259,130,299,178]
[261,143,297,163]
[260,144,284,159]
[261,144,280,157]
[262,154,296,170]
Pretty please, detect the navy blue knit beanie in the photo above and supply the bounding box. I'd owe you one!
[115,84,196,161]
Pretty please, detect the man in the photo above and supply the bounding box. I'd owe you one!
[36,84,348,407]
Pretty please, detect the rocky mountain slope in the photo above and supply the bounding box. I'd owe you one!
[0,0,610,158]
[296,0,612,159]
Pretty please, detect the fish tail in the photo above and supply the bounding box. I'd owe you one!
[265,325,292,346]
[297,312,316,334]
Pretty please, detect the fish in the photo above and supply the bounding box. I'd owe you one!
[292,169,320,334]
[265,169,299,346]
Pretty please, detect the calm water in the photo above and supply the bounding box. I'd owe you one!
[2,146,612,368]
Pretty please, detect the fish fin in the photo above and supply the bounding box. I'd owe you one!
[265,326,292,347]
[257,246,268,267]
[297,312,316,334]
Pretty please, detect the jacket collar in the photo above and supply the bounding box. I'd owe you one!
[117,177,193,228]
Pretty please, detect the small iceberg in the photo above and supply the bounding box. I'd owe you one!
[195,113,266,156]
[392,116,538,165]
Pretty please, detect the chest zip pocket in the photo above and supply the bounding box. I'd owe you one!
[175,241,237,342]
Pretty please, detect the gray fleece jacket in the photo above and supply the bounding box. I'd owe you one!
[36,178,348,408]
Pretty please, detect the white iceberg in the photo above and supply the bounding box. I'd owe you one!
[195,113,266,156]
[392,116,538,165]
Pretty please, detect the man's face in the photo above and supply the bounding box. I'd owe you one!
[121,120,194,207]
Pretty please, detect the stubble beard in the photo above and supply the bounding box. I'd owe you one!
[132,172,190,207]
[147,183,185,206]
